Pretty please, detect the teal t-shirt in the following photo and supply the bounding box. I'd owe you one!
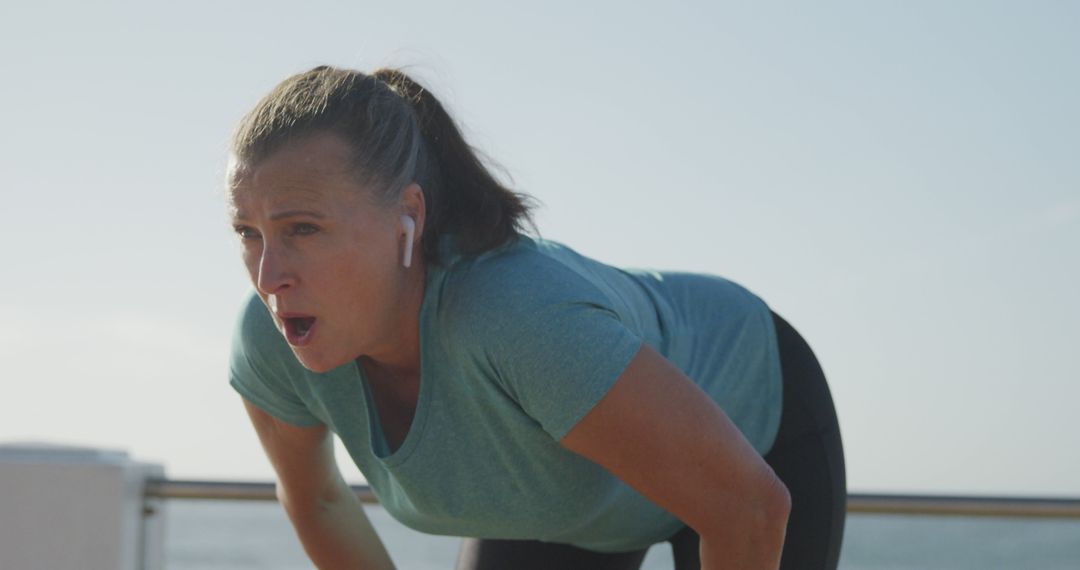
[229,235,782,552]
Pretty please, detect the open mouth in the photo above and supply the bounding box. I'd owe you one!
[283,316,317,346]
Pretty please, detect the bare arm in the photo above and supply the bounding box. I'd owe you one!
[242,398,395,570]
[560,344,791,570]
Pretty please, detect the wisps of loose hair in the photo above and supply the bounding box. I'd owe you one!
[231,65,535,264]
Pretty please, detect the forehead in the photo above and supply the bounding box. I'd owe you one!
[229,132,365,217]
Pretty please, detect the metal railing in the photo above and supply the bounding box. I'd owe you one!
[143,479,1080,519]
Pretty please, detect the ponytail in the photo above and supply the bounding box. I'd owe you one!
[230,65,535,265]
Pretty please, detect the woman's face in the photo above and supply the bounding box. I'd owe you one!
[228,132,412,373]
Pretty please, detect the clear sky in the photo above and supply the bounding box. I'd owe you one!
[1,1,1077,496]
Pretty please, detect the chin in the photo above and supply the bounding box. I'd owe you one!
[290,349,351,374]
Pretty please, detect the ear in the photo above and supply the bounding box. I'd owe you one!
[399,183,427,242]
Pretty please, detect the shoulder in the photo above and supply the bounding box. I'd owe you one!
[435,237,612,336]
[430,238,645,439]
[443,237,608,307]
[234,290,273,339]
[231,291,280,361]
[229,290,322,426]
[229,291,308,384]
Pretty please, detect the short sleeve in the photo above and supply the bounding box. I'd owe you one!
[491,302,643,440]
[448,257,645,441]
[228,292,323,427]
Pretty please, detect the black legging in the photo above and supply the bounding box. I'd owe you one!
[456,311,846,570]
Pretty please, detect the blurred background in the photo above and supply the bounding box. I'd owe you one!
[1,0,1076,521]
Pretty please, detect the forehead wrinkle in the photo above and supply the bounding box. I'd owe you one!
[249,133,357,187]
[228,132,371,222]
[255,155,359,200]
[269,209,328,221]
[230,166,345,214]
[231,179,380,233]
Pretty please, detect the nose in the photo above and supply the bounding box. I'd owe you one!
[255,242,298,296]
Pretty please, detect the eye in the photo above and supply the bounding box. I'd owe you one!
[233,225,260,240]
[288,223,320,237]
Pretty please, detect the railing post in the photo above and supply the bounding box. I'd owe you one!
[0,443,165,570]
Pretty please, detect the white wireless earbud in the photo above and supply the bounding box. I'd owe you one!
[401,215,416,268]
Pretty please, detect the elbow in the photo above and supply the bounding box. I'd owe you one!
[766,474,792,534]
[698,470,791,553]
[274,481,289,504]
[276,481,324,520]
[276,479,347,520]
[275,481,302,517]
[753,471,791,552]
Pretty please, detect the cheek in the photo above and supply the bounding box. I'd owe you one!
[330,250,397,304]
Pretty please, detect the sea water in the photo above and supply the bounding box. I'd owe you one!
[164,500,1080,569]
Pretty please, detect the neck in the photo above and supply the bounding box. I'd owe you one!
[360,259,427,376]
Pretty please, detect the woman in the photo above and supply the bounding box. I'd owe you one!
[227,65,846,570]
